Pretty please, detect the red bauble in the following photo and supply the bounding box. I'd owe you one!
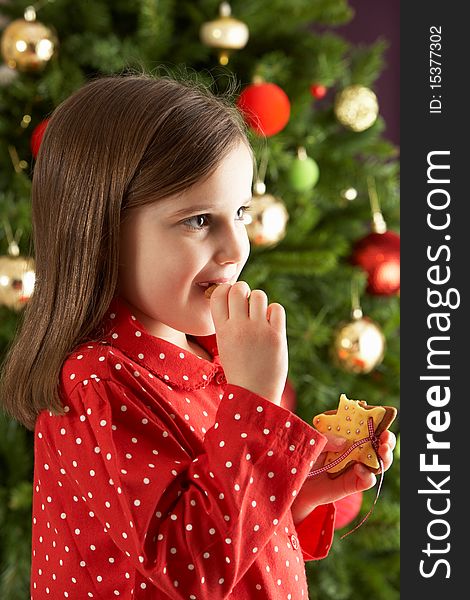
[237,82,290,136]
[334,491,363,530]
[280,378,297,412]
[31,118,49,158]
[351,230,400,295]
[310,83,327,99]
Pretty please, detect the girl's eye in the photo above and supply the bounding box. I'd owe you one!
[237,205,251,221]
[183,206,251,231]
[184,214,210,230]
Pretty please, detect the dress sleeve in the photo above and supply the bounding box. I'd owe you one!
[294,503,336,560]
[44,378,327,599]
[279,378,336,560]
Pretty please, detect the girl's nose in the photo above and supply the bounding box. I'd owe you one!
[214,224,249,266]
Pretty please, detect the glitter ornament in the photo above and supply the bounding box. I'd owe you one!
[333,315,385,374]
[333,277,385,374]
[0,255,35,310]
[1,9,58,72]
[199,2,249,65]
[334,85,378,132]
[245,193,289,247]
[0,222,35,310]
[0,242,35,310]
[244,181,289,247]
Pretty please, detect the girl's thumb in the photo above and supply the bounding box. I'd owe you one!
[321,433,348,453]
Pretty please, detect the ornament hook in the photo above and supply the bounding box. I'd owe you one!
[367,176,387,234]
[253,144,269,195]
[2,218,22,256]
[351,276,363,320]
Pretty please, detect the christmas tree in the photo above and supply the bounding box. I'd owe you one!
[0,1,399,598]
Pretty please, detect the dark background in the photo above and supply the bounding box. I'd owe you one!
[344,2,464,596]
[340,0,399,146]
[400,2,466,598]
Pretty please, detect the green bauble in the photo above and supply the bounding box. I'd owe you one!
[287,155,319,192]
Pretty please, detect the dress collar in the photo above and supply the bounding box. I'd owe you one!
[99,295,221,391]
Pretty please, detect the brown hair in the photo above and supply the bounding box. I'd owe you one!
[0,71,252,430]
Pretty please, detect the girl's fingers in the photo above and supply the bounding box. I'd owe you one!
[380,430,396,450]
[378,442,394,471]
[266,303,286,331]
[309,435,348,471]
[321,433,349,453]
[351,463,377,491]
[228,281,251,320]
[303,464,377,507]
[301,430,396,508]
[376,431,396,471]
[248,289,268,320]
[312,431,395,475]
[209,283,231,325]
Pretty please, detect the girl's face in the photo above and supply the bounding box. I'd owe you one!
[117,141,253,340]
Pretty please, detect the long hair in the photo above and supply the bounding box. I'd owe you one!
[0,72,251,430]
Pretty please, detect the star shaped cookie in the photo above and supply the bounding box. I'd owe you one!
[312,394,397,478]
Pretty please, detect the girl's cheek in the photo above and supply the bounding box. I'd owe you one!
[241,235,251,263]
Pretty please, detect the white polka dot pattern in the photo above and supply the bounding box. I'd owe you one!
[30,295,335,599]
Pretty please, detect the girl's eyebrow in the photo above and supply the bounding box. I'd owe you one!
[170,198,252,218]
[170,204,217,218]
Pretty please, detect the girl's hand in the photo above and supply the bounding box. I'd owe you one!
[210,282,288,406]
[291,430,397,525]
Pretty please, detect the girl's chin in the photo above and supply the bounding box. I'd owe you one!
[186,312,216,337]
[186,288,216,336]
[190,323,216,338]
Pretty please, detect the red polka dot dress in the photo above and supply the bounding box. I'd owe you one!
[31,295,335,599]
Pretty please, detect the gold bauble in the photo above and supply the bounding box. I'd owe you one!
[333,316,385,374]
[1,18,58,71]
[0,255,35,310]
[334,85,379,132]
[245,193,289,247]
[199,2,249,65]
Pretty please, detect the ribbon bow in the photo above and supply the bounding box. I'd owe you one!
[307,417,384,539]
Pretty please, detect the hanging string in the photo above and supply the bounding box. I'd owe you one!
[24,1,56,21]
[258,143,269,184]
[307,417,385,539]
[8,146,28,173]
[367,176,387,234]
[340,459,384,540]
[253,142,269,195]
[350,275,363,320]
[2,218,22,256]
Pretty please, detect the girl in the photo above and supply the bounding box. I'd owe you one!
[0,74,395,599]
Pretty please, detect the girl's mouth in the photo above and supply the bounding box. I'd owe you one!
[203,284,219,298]
[196,278,234,297]
[196,282,221,298]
